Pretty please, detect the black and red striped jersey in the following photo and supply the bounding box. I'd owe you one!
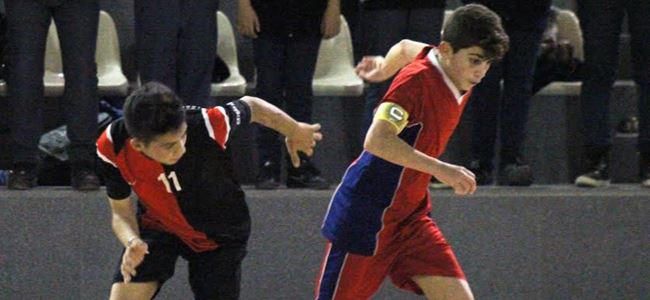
[96,100,252,252]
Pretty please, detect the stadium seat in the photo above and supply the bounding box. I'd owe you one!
[312,15,363,97]
[95,11,129,96]
[211,11,247,97]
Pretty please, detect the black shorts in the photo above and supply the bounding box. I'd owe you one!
[112,228,247,300]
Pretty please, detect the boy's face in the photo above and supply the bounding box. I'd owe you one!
[438,42,492,92]
[131,122,188,165]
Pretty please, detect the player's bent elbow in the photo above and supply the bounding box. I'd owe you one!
[363,134,383,157]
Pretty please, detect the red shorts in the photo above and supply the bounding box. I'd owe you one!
[315,215,465,300]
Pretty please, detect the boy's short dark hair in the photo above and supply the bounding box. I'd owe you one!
[123,81,186,144]
[442,4,509,61]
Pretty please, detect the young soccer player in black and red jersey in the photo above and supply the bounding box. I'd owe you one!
[97,82,322,299]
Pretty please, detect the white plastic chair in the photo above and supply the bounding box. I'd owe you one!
[42,18,65,97]
[211,11,247,97]
[0,11,128,98]
[312,15,363,97]
[43,11,128,97]
[95,11,129,96]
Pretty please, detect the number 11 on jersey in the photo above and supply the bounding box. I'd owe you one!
[157,171,182,193]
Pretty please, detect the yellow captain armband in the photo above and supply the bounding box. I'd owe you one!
[374,102,410,133]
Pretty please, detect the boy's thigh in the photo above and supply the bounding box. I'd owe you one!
[389,217,466,295]
[184,244,248,300]
[412,275,474,300]
[316,242,394,300]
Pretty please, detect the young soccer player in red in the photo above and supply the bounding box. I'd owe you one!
[316,4,509,299]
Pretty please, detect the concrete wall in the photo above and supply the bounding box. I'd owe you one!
[0,187,648,299]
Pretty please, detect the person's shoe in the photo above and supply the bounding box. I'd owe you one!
[575,147,610,188]
[575,168,610,187]
[640,153,650,188]
[468,160,493,185]
[498,163,533,186]
[7,164,38,190]
[255,161,280,190]
[71,166,100,191]
[287,159,329,190]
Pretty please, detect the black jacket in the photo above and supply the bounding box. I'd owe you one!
[252,0,328,39]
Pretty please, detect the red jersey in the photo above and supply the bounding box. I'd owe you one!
[322,46,472,255]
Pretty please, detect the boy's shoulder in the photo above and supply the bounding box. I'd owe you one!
[97,118,130,157]
[393,53,443,88]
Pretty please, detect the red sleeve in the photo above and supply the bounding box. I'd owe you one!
[381,71,424,121]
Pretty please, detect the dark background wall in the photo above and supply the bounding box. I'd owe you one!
[0,187,648,299]
[0,0,637,184]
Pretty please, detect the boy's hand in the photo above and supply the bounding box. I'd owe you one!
[285,123,323,167]
[432,162,477,195]
[238,3,260,38]
[120,238,149,283]
[356,56,388,82]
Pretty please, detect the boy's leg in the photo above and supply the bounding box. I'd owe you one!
[388,216,470,299]
[109,282,159,300]
[176,0,218,107]
[412,276,473,300]
[109,229,180,300]
[53,0,101,188]
[315,242,392,300]
[134,0,180,92]
[185,243,247,300]
[5,0,50,168]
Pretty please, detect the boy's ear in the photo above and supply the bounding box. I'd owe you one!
[130,138,145,152]
[438,41,454,57]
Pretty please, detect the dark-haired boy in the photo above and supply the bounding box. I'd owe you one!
[315,4,509,299]
[97,82,322,299]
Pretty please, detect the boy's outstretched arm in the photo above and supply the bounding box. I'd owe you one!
[108,196,149,283]
[355,39,429,82]
[364,118,476,195]
[240,96,322,167]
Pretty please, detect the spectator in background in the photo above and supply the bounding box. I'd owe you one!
[462,0,551,186]
[574,0,650,188]
[359,0,446,138]
[135,0,219,107]
[238,0,340,190]
[5,0,100,190]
